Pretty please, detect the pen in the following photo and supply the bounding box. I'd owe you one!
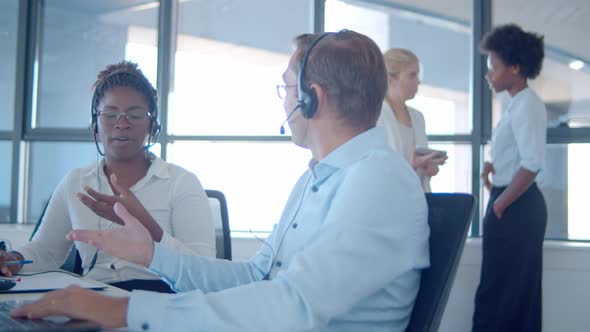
[5,260,33,266]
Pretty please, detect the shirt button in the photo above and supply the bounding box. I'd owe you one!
[275,261,282,267]
[292,223,298,229]
[311,186,318,192]
[141,322,149,330]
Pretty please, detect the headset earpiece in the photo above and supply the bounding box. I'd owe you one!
[299,86,318,119]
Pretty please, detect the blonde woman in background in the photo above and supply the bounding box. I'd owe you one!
[378,48,447,192]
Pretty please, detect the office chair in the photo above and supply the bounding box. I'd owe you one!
[30,197,83,275]
[206,190,232,261]
[406,193,475,332]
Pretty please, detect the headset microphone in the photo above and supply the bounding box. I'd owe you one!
[279,103,301,135]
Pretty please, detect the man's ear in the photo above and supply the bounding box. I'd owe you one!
[311,83,327,110]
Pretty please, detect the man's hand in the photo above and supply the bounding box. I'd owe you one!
[11,285,129,329]
[67,202,155,267]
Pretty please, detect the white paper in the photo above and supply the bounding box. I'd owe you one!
[5,272,106,293]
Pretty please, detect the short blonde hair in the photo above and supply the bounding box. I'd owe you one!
[383,48,419,78]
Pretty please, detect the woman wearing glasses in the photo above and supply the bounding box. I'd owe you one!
[0,61,215,292]
[378,48,447,192]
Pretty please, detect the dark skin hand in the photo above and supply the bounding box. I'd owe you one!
[492,168,536,219]
[77,173,163,242]
[481,162,537,219]
[481,161,494,191]
[0,251,25,277]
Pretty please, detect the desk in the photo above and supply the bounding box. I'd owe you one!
[1,271,130,301]
[1,272,133,331]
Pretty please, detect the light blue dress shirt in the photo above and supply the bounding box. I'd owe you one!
[127,127,430,332]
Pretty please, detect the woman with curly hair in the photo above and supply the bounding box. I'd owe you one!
[473,24,547,332]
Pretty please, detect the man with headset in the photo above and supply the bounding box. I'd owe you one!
[12,30,429,332]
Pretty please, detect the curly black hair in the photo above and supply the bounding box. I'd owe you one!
[480,24,545,79]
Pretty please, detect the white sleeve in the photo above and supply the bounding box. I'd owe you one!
[158,171,216,257]
[413,110,432,192]
[17,176,74,272]
[509,97,547,173]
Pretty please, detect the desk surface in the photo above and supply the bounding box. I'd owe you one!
[1,272,133,331]
[1,271,130,301]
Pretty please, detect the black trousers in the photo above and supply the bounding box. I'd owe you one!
[473,183,547,332]
[109,279,175,293]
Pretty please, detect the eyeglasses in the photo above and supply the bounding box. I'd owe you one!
[98,110,151,125]
[276,84,297,100]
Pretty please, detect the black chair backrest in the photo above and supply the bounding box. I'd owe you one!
[206,190,232,261]
[30,197,83,275]
[406,193,475,332]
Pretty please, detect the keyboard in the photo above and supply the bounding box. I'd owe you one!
[0,300,100,331]
[0,300,61,330]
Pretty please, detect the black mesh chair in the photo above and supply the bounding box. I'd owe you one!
[406,193,475,332]
[206,190,232,261]
[30,197,83,275]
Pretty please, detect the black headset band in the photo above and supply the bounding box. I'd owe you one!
[297,33,334,119]
[298,33,332,93]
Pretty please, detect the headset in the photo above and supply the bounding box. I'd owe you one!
[297,32,334,119]
[90,71,161,155]
[279,32,335,135]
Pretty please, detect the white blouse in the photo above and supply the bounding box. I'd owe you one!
[490,87,547,186]
[377,101,431,192]
[17,157,216,283]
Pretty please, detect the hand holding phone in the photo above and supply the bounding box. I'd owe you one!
[415,147,447,159]
[412,147,448,174]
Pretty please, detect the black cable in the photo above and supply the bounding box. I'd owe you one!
[17,270,82,278]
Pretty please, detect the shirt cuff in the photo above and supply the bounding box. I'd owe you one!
[158,231,176,249]
[127,290,171,331]
[148,242,168,273]
[158,230,205,256]
[520,160,542,174]
[145,243,180,291]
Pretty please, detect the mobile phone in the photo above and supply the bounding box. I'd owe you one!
[415,147,447,158]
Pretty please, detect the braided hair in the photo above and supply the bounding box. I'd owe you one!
[90,61,160,155]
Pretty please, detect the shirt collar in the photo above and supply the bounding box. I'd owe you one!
[308,127,387,182]
[505,87,531,112]
[83,153,169,182]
